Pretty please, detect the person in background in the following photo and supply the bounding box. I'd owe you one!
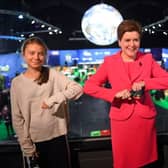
[83,19,168,168]
[10,37,83,168]
[1,104,14,138]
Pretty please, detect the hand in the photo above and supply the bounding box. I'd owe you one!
[30,153,40,168]
[132,81,145,91]
[33,151,39,158]
[115,89,132,100]
[41,102,49,109]
[131,81,145,99]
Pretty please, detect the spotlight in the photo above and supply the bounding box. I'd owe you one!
[29,33,35,37]
[41,24,45,28]
[49,32,53,35]
[18,14,24,19]
[31,20,35,24]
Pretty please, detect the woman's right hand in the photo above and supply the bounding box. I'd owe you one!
[115,89,132,100]
[41,102,49,109]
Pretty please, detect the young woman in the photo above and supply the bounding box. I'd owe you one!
[10,37,83,168]
[84,20,168,168]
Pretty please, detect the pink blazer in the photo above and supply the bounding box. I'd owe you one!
[84,51,168,120]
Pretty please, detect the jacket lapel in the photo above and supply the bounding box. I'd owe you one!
[114,54,131,84]
[130,53,143,82]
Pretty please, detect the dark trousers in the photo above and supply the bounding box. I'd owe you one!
[35,135,71,168]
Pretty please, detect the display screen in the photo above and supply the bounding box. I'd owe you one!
[48,48,120,66]
[68,94,111,139]
[0,47,168,142]
[162,48,168,69]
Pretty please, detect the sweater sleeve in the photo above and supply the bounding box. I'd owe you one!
[10,80,36,156]
[44,70,83,107]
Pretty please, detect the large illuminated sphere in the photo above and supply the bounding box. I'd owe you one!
[81,3,123,46]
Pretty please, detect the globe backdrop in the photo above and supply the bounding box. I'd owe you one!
[81,3,123,46]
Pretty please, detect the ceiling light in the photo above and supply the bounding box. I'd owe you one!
[143,16,168,36]
[158,24,162,27]
[49,32,53,35]
[29,33,35,37]
[41,24,45,28]
[18,14,24,19]
[0,9,62,38]
[58,30,62,34]
[31,20,35,24]
[163,32,168,35]
[54,29,58,33]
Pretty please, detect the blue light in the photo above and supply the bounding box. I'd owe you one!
[0,35,25,40]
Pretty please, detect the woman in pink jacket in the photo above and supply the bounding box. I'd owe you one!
[84,20,168,168]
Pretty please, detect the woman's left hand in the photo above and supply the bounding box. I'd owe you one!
[132,81,145,91]
[41,102,49,109]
